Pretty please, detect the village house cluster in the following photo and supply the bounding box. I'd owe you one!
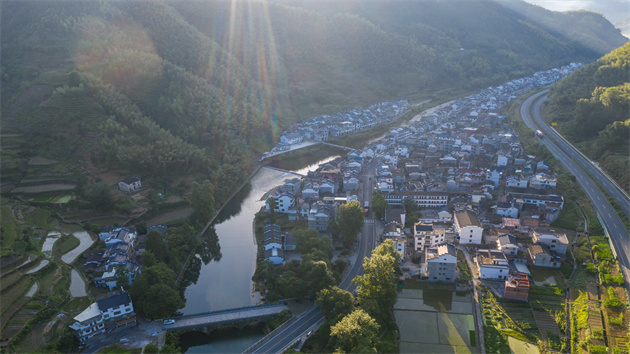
[263,99,410,157]
[261,62,582,300]
[81,225,166,290]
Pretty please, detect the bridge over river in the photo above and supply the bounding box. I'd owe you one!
[162,303,289,331]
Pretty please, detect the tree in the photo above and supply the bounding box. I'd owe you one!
[69,71,81,87]
[139,283,184,319]
[115,266,129,288]
[316,286,355,322]
[353,240,400,321]
[336,200,365,248]
[141,251,157,267]
[371,190,389,220]
[87,182,114,211]
[402,197,416,214]
[144,344,159,353]
[294,229,333,259]
[190,180,216,222]
[146,230,168,263]
[267,197,277,224]
[330,309,380,352]
[302,260,336,294]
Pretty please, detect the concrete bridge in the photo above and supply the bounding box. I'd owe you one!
[320,141,353,151]
[162,303,289,331]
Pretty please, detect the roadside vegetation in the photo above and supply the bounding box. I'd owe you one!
[542,43,630,194]
[301,240,400,353]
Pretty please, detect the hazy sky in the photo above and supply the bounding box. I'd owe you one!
[524,0,630,24]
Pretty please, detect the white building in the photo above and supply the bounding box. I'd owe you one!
[477,249,510,280]
[425,243,457,282]
[529,173,557,190]
[414,222,446,251]
[118,177,141,193]
[533,229,568,255]
[454,210,483,245]
[383,191,449,208]
[266,193,295,213]
[280,132,304,145]
[497,234,521,257]
[69,292,136,343]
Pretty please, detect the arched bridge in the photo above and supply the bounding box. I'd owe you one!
[162,303,289,331]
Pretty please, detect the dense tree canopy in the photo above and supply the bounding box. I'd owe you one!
[330,309,380,352]
[316,286,355,322]
[353,239,400,321]
[545,42,630,193]
[370,190,388,220]
[1,0,625,200]
[336,200,365,248]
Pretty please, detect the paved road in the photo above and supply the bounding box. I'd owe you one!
[162,304,289,331]
[521,91,630,295]
[528,91,630,219]
[247,163,378,353]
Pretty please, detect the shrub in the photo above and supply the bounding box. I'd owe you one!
[604,288,625,309]
[590,345,608,354]
[609,312,624,326]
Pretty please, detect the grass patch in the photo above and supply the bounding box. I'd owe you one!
[457,250,472,280]
[0,277,34,314]
[55,234,80,256]
[484,325,510,354]
[61,297,93,317]
[469,330,476,347]
[552,201,583,231]
[24,209,52,229]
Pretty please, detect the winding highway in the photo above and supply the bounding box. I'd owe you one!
[520,90,630,295]
[245,164,378,353]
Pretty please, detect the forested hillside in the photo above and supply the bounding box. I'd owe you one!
[544,43,629,192]
[1,0,627,199]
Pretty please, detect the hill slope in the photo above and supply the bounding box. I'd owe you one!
[544,43,630,193]
[1,0,627,199]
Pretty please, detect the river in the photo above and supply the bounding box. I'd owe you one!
[180,153,340,353]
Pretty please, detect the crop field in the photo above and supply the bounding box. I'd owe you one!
[2,306,40,339]
[24,209,52,229]
[0,276,34,316]
[13,183,76,194]
[31,195,72,204]
[396,288,477,353]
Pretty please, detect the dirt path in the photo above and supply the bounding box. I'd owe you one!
[62,231,94,264]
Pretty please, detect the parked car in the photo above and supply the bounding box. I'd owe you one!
[163,319,175,325]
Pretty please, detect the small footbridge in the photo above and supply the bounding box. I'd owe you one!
[162,303,289,331]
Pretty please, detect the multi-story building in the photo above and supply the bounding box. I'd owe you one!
[532,229,568,255]
[504,273,530,301]
[476,249,510,280]
[425,243,457,282]
[69,292,136,343]
[308,203,334,232]
[383,191,448,208]
[454,210,483,245]
[413,222,446,251]
[497,234,520,257]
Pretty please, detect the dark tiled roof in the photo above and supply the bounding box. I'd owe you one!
[121,177,140,185]
[97,292,131,311]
